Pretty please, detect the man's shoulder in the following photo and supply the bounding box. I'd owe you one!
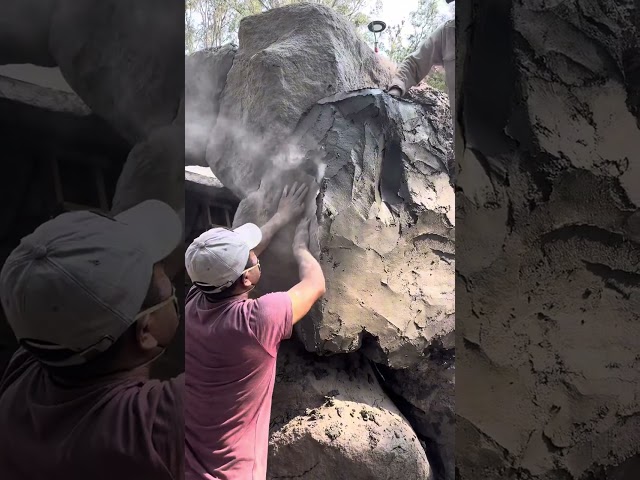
[252,291,291,309]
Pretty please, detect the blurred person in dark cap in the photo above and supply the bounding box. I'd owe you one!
[0,200,184,479]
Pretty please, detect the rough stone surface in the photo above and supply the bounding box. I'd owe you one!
[457,0,640,478]
[233,89,454,369]
[268,342,431,480]
[205,3,393,197]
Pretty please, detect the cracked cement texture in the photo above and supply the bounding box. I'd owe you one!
[457,0,640,478]
[267,342,431,480]
[290,89,454,369]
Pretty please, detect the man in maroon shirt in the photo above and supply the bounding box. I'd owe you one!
[185,183,326,480]
[0,200,184,479]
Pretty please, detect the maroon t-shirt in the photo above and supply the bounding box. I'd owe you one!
[185,288,293,480]
[0,348,184,479]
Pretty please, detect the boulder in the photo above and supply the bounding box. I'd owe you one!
[457,0,640,478]
[268,342,432,480]
[197,4,454,369]
[233,88,454,369]
[377,341,455,480]
[205,3,392,197]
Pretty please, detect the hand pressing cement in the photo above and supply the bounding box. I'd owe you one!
[254,183,309,257]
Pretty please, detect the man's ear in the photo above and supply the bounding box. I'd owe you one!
[135,315,159,350]
[242,273,252,288]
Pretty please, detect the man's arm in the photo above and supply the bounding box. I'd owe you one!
[389,22,446,96]
[287,219,326,325]
[254,182,308,257]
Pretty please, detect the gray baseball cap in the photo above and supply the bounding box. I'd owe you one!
[0,200,182,367]
[185,224,262,293]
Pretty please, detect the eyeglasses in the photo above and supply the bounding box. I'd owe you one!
[242,258,260,274]
[134,286,179,320]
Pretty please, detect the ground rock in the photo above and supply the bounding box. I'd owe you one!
[268,342,431,480]
[378,344,455,480]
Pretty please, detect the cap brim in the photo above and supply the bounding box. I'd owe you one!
[233,223,262,250]
[115,200,183,263]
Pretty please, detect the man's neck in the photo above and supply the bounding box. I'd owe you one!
[203,289,251,303]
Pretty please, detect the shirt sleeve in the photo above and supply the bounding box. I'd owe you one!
[248,292,293,357]
[390,22,446,94]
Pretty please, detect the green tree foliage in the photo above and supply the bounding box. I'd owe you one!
[373,0,447,64]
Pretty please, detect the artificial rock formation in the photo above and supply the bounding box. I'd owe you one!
[188,3,455,369]
[268,343,431,480]
[187,4,455,479]
[228,89,454,368]
[457,0,640,478]
[289,89,454,369]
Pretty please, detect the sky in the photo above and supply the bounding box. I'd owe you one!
[379,0,451,27]
[376,0,453,38]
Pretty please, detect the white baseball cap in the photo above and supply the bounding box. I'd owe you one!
[0,200,182,367]
[185,224,262,293]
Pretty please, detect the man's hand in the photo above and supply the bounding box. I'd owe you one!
[253,183,310,257]
[275,182,309,225]
[388,87,402,98]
